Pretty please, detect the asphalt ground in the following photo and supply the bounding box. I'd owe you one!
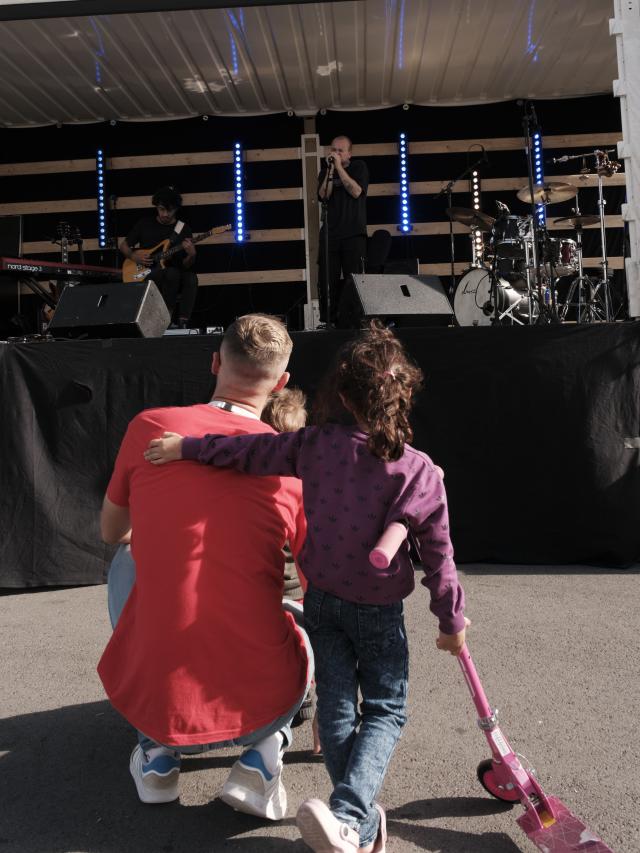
[1,565,638,853]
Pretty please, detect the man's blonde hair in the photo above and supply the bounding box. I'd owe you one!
[221,314,293,381]
[262,387,307,432]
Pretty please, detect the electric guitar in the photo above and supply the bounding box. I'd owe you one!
[122,223,232,283]
[43,221,75,327]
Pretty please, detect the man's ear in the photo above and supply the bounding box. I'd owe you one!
[212,351,221,375]
[272,371,290,393]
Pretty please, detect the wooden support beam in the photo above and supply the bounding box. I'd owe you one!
[0,133,623,177]
[197,269,305,286]
[20,217,623,256]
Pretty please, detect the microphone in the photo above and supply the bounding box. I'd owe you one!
[326,155,335,166]
[482,301,494,316]
[481,146,490,165]
[548,155,569,165]
[529,103,538,127]
[496,200,510,215]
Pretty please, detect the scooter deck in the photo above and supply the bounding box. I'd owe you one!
[517,796,614,852]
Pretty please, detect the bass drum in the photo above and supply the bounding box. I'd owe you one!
[454,267,536,326]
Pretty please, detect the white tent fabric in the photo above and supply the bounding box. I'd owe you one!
[0,0,617,127]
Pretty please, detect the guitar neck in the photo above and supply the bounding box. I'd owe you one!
[159,230,209,262]
[157,225,230,263]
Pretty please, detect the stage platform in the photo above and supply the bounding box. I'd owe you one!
[1,323,639,587]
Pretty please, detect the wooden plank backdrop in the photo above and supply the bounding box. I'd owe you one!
[1,131,626,289]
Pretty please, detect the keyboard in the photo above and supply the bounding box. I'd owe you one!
[0,256,121,282]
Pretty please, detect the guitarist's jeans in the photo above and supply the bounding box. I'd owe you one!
[153,266,198,323]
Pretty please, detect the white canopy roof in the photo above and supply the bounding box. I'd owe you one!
[0,0,617,128]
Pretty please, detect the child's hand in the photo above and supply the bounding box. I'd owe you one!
[144,432,185,465]
[436,616,471,656]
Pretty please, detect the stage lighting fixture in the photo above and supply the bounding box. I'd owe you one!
[470,170,483,266]
[398,133,412,233]
[233,142,245,242]
[96,149,108,248]
[533,131,545,226]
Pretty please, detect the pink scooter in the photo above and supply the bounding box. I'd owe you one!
[370,524,615,853]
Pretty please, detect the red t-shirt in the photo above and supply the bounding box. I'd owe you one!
[97,404,309,747]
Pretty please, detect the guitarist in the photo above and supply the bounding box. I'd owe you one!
[120,186,198,328]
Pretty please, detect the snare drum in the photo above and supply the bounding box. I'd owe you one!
[491,215,526,259]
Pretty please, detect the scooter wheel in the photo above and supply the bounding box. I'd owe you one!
[477,758,520,803]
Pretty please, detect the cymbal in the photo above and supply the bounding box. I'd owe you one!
[446,206,495,231]
[552,214,600,228]
[516,182,577,205]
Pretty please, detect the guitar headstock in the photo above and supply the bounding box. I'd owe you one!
[205,224,233,238]
[56,221,72,240]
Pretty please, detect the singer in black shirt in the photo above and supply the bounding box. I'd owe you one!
[318,136,369,325]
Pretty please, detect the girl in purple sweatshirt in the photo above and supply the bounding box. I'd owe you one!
[145,321,468,853]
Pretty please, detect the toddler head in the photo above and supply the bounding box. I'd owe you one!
[262,387,307,432]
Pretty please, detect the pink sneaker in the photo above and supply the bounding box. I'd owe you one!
[296,798,359,852]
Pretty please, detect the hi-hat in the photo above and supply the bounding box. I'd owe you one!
[446,206,495,231]
[516,182,577,205]
[552,214,600,228]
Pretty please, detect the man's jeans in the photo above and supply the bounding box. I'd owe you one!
[107,544,313,754]
[303,584,408,848]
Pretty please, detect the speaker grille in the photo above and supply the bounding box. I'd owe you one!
[339,273,453,327]
[49,281,170,339]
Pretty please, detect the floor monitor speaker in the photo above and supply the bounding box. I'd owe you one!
[338,273,453,328]
[48,281,170,339]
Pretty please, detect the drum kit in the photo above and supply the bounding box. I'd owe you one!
[448,149,621,326]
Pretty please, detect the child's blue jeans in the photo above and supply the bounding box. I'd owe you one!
[303,584,408,848]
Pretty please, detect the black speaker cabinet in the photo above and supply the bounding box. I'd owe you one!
[48,281,170,339]
[338,273,453,328]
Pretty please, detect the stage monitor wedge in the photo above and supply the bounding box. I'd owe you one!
[339,273,453,328]
[48,281,170,339]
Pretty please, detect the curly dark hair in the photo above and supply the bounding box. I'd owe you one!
[151,186,182,210]
[313,320,424,461]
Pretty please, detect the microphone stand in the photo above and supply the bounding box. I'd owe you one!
[435,153,487,302]
[319,162,334,328]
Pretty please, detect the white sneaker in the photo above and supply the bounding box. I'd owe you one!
[296,798,360,852]
[129,744,180,804]
[220,747,287,820]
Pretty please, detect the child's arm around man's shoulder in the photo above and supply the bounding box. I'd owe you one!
[145,432,185,464]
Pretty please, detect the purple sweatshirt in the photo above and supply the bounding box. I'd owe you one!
[182,424,465,634]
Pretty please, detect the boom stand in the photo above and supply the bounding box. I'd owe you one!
[593,160,612,321]
[319,164,334,328]
[320,199,332,327]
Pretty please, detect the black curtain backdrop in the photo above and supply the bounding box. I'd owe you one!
[2,324,639,588]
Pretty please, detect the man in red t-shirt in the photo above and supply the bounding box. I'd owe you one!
[98,314,311,819]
